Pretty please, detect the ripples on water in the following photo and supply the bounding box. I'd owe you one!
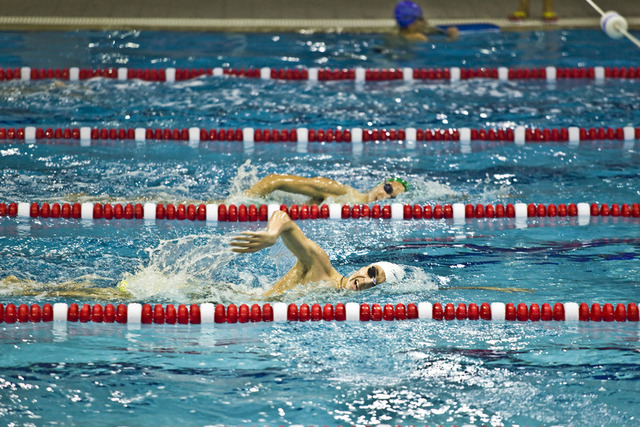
[1,320,638,425]
[0,77,638,130]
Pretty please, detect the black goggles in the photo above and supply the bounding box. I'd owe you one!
[367,266,377,285]
[383,182,394,197]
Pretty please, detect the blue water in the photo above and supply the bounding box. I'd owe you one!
[1,29,640,426]
[0,30,639,131]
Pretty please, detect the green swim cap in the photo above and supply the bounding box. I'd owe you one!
[387,177,410,191]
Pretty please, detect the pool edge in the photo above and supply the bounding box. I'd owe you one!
[0,16,639,32]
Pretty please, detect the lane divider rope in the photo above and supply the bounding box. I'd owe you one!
[1,302,638,324]
[2,65,640,83]
[1,126,638,143]
[2,202,640,221]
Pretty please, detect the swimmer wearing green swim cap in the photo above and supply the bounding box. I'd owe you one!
[246,174,409,205]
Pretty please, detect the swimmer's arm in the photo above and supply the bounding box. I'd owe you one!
[230,210,332,271]
[246,174,352,199]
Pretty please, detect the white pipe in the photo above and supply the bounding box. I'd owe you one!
[585,0,605,16]
[619,27,640,49]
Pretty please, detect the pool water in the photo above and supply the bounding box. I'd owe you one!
[1,29,640,426]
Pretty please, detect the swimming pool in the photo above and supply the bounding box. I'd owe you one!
[1,29,640,426]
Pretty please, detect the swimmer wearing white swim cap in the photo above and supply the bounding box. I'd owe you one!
[230,210,403,296]
[339,261,405,291]
[246,174,409,205]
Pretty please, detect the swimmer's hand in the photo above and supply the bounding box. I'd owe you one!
[446,26,459,41]
[230,230,279,253]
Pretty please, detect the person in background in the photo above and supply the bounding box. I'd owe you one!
[509,0,557,21]
[246,174,409,205]
[394,0,459,42]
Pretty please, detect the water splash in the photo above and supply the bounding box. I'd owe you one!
[369,265,440,296]
[120,232,268,303]
[400,175,461,203]
[227,159,260,196]
[219,159,264,205]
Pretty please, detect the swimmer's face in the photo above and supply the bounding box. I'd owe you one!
[368,180,406,202]
[345,264,386,291]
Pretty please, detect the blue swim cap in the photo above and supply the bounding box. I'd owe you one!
[394,1,423,28]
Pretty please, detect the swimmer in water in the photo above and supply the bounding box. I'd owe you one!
[246,174,409,205]
[230,210,404,296]
[394,0,459,42]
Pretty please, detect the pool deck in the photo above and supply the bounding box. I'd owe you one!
[0,0,638,32]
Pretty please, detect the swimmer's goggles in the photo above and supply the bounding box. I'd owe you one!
[367,266,377,286]
[383,177,410,197]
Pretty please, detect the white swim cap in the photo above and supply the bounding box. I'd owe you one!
[374,262,405,284]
